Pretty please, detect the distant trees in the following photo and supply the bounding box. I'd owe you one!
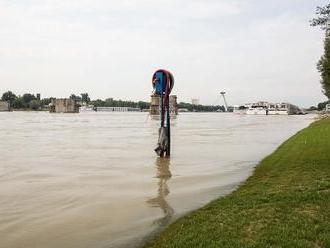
[1,90,224,112]
[0,91,48,110]
[311,4,330,99]
[70,94,82,101]
[40,98,51,106]
[137,101,150,110]
[1,91,16,105]
[12,97,24,109]
[90,98,150,110]
[22,93,36,104]
[177,102,225,112]
[89,98,223,112]
[29,100,41,110]
[80,93,90,103]
[317,100,330,110]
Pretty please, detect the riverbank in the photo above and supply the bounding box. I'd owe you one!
[145,118,330,247]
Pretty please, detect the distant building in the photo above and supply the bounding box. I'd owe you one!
[49,99,79,113]
[191,99,199,105]
[0,101,10,112]
[96,107,141,112]
[326,104,330,112]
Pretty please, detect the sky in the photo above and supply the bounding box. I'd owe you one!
[0,0,329,107]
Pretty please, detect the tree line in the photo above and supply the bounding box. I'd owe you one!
[312,3,330,100]
[0,91,51,110]
[177,102,225,112]
[1,91,225,112]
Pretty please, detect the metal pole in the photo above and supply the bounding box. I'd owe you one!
[160,93,164,127]
[152,69,174,158]
[166,96,171,156]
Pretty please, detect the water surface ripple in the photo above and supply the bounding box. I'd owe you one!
[0,112,314,247]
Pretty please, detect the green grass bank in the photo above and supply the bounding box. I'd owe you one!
[145,118,330,248]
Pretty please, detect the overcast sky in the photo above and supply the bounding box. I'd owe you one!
[0,0,329,107]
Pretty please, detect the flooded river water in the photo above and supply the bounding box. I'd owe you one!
[0,112,314,248]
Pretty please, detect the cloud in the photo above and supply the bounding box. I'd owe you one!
[0,0,327,107]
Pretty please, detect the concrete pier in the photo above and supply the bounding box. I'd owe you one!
[150,95,178,115]
[0,101,10,111]
[49,99,79,113]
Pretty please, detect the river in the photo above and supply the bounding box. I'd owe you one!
[0,112,314,248]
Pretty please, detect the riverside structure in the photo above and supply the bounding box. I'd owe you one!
[0,101,10,111]
[150,95,178,116]
[49,98,79,113]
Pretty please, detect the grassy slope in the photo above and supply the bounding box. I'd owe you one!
[145,119,330,248]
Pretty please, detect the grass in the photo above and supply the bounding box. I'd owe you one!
[145,118,330,248]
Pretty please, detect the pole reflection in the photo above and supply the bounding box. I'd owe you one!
[147,157,174,227]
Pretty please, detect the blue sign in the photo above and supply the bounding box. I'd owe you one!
[154,71,165,95]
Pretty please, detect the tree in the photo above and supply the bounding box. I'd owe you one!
[12,97,24,109]
[70,94,81,101]
[318,100,330,110]
[1,91,17,105]
[317,38,330,99]
[81,93,90,103]
[311,4,330,99]
[29,100,40,110]
[40,98,51,106]
[311,4,330,31]
[22,93,36,105]
[91,99,106,107]
[137,101,150,110]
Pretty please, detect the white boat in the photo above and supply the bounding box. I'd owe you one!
[267,103,289,115]
[326,104,330,112]
[234,102,303,115]
[79,105,96,112]
[246,102,268,115]
[234,102,268,115]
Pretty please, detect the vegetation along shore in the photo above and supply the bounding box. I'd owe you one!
[0,91,224,112]
[145,118,330,248]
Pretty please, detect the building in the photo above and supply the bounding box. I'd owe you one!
[150,95,178,115]
[191,99,199,105]
[96,107,141,112]
[0,101,10,111]
[326,104,330,112]
[49,99,79,113]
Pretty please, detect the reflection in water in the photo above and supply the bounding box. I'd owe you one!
[149,115,177,121]
[0,112,314,247]
[147,158,174,227]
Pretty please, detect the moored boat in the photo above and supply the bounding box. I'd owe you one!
[234,101,304,115]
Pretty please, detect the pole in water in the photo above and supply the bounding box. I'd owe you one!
[152,69,174,157]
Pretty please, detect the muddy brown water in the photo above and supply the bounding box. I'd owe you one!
[0,112,314,248]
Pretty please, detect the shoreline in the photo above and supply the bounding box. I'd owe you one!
[144,118,330,247]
